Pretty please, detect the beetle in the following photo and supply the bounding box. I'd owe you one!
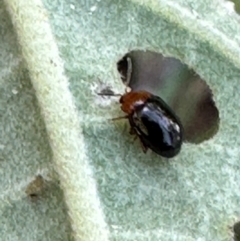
[98,89,183,158]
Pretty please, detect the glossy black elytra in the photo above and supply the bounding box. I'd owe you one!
[99,90,183,158]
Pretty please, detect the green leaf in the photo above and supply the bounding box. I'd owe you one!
[1,0,240,240]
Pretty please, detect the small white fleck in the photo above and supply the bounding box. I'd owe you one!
[0,144,5,150]
[90,5,97,12]
[125,86,132,93]
[12,89,18,94]
[70,4,75,10]
[111,225,120,230]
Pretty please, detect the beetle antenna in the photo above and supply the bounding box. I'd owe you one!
[111,116,128,121]
[97,92,122,97]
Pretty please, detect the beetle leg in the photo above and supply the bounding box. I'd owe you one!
[129,127,136,135]
[133,135,148,153]
[139,139,148,153]
[129,127,148,153]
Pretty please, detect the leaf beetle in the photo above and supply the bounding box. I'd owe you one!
[98,89,183,158]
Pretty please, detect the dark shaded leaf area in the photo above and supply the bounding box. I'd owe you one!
[233,221,240,241]
[117,50,219,144]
